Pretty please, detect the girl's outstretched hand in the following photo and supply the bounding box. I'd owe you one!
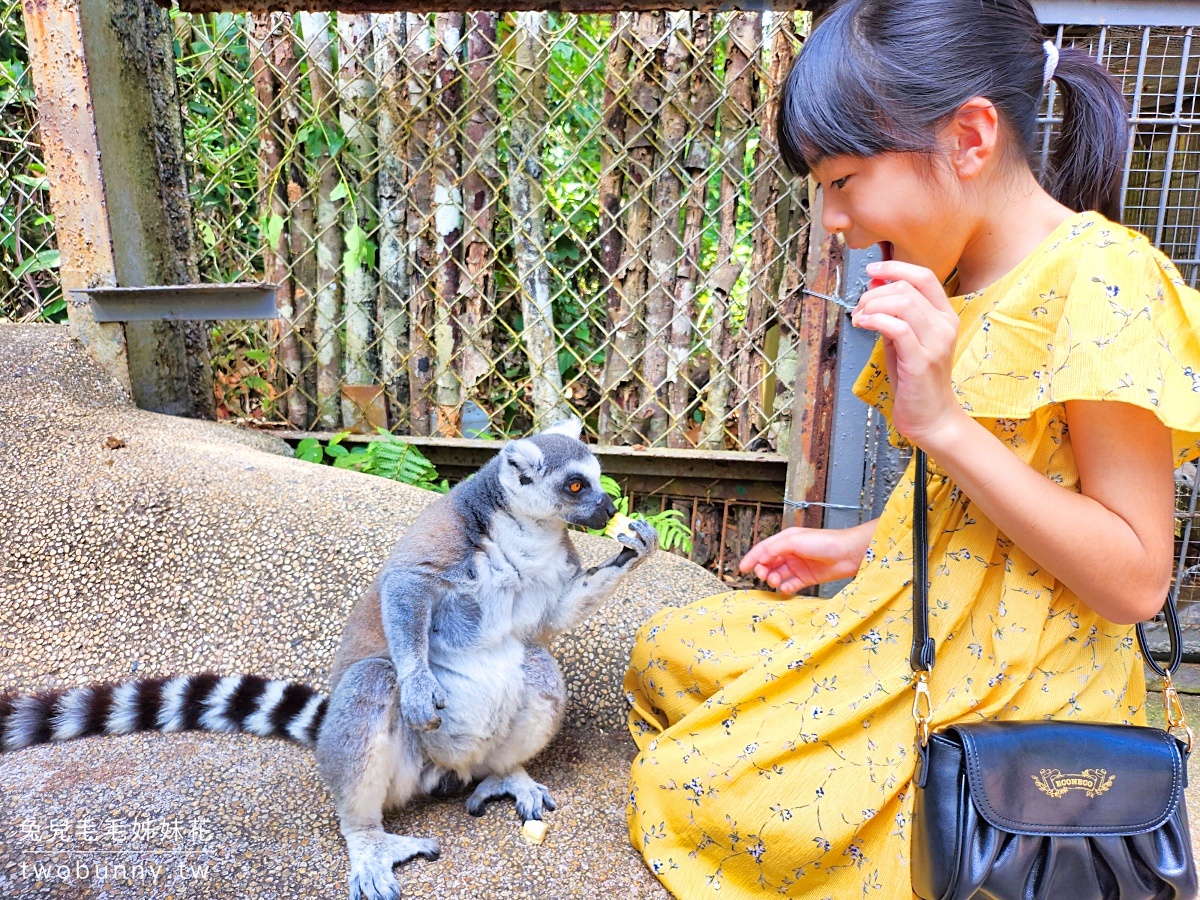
[852,261,965,446]
[739,522,875,595]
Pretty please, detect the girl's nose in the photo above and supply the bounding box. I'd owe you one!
[821,201,852,238]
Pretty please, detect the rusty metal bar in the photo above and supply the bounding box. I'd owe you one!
[273,428,787,484]
[77,283,280,322]
[784,182,842,529]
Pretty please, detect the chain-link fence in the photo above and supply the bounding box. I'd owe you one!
[176,10,811,451]
[1041,25,1200,286]
[0,0,61,324]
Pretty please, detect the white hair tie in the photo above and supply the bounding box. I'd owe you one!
[1042,39,1060,86]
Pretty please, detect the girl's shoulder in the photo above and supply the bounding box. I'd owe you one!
[1033,211,1191,301]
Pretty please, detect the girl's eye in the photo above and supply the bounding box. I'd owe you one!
[569,481,583,493]
[831,177,849,190]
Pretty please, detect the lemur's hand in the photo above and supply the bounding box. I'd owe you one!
[606,518,658,571]
[399,668,446,732]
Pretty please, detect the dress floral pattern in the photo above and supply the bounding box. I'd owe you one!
[624,211,1200,899]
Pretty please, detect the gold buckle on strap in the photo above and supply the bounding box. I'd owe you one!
[1162,672,1194,753]
[912,672,933,748]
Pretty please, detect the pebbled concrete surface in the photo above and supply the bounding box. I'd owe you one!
[0,323,723,899]
[5,323,1200,900]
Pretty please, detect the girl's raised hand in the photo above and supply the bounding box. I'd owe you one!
[852,261,964,446]
[739,524,873,595]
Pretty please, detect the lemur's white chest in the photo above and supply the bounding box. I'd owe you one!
[470,518,575,639]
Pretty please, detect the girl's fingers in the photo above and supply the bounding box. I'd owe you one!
[853,285,939,344]
[741,528,805,571]
[864,260,956,314]
[853,310,926,362]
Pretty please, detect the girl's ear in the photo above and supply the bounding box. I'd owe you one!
[947,96,999,181]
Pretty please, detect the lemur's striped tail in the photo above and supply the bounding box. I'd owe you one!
[0,674,328,754]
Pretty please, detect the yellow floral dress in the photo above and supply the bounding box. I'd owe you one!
[624,211,1200,899]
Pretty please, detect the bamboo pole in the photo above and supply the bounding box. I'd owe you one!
[600,11,664,443]
[669,11,715,448]
[250,12,306,427]
[298,11,343,430]
[505,11,567,428]
[375,12,411,425]
[458,11,500,402]
[405,12,435,435]
[337,13,380,430]
[697,11,757,449]
[276,14,315,427]
[596,13,632,441]
[734,12,792,446]
[642,10,690,446]
[431,13,465,437]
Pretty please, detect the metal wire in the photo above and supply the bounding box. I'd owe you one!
[173,10,814,452]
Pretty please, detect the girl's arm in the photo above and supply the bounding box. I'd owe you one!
[854,260,1176,625]
[739,517,880,594]
[920,401,1175,624]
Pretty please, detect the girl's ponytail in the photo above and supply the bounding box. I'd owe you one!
[1044,47,1129,221]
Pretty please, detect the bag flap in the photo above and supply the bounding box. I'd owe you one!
[948,721,1186,836]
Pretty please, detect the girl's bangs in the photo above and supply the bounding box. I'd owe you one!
[778,15,920,177]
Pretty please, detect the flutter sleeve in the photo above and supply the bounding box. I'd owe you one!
[854,229,1200,465]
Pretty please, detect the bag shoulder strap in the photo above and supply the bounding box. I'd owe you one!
[906,447,1191,749]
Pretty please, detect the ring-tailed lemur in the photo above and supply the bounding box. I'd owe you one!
[0,417,657,900]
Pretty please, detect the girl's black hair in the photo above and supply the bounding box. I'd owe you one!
[778,0,1129,220]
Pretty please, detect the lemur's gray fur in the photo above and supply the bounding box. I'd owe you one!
[316,417,656,899]
[0,418,655,900]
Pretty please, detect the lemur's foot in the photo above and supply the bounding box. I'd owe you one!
[465,769,557,820]
[428,769,472,799]
[346,829,440,900]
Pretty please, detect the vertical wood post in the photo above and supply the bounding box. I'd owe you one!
[24,0,214,417]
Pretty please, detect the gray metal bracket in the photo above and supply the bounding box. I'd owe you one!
[71,283,279,322]
[818,244,904,599]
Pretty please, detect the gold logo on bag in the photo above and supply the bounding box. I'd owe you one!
[1032,768,1115,799]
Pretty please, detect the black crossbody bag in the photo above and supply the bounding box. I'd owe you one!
[908,448,1198,900]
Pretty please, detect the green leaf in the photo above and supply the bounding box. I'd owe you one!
[295,438,324,463]
[262,212,285,249]
[342,224,377,270]
[599,475,623,500]
[11,249,60,279]
[330,180,350,202]
[325,443,350,458]
[38,298,67,324]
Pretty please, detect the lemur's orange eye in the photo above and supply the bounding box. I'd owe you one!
[569,481,583,493]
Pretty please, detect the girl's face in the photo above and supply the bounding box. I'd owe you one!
[810,152,969,282]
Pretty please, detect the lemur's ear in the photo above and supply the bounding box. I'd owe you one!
[541,416,582,441]
[502,439,546,486]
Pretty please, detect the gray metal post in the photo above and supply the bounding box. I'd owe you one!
[818,245,903,598]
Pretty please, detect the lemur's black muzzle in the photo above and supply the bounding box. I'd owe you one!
[576,492,616,530]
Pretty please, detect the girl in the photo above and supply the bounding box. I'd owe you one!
[623,1,1200,897]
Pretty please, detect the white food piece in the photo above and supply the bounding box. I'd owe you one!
[604,512,638,541]
[520,819,549,845]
